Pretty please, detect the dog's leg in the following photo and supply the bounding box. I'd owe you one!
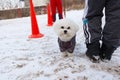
[67,52,74,60]
[61,52,68,57]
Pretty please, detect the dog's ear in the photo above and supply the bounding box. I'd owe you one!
[75,24,79,32]
[71,22,79,32]
[53,21,62,35]
[67,19,79,32]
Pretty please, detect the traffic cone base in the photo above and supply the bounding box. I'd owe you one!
[29,34,44,38]
[29,0,44,38]
[47,23,53,26]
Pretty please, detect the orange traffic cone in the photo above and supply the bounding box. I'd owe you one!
[47,3,53,26]
[28,0,44,38]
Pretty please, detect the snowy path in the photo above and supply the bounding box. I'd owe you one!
[0,10,120,80]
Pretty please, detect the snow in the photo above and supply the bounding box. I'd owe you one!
[0,0,46,10]
[0,0,23,9]
[0,10,120,80]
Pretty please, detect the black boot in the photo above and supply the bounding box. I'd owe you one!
[52,14,56,22]
[100,43,116,61]
[59,14,63,19]
[86,41,100,63]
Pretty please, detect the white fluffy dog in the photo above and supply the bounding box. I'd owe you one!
[53,19,79,57]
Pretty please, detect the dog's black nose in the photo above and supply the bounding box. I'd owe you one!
[64,30,67,34]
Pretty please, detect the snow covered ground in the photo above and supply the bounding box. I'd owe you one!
[0,10,120,80]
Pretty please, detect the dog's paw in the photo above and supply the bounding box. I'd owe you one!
[67,52,74,57]
[61,52,68,57]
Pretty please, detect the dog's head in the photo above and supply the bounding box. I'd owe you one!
[53,19,79,42]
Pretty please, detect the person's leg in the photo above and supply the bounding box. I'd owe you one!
[101,0,120,61]
[50,0,57,22]
[56,0,63,19]
[83,0,105,62]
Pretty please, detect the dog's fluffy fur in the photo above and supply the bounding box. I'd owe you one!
[53,19,79,57]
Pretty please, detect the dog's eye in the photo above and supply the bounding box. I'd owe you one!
[67,26,70,29]
[61,26,64,29]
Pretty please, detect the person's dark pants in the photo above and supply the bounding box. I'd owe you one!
[83,0,120,60]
